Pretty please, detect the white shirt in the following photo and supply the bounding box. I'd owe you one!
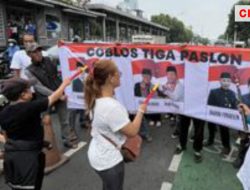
[10,50,48,79]
[237,146,250,190]
[88,97,130,171]
[160,80,184,101]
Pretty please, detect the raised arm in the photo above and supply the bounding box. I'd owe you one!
[48,78,71,106]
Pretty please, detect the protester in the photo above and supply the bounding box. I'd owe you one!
[206,72,237,157]
[175,116,205,163]
[10,33,47,79]
[5,39,20,63]
[0,77,71,190]
[25,43,77,148]
[237,103,250,190]
[233,79,250,168]
[85,60,147,190]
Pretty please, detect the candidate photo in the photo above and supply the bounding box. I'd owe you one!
[159,66,184,102]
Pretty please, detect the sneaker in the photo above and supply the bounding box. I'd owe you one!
[189,135,195,142]
[203,140,214,147]
[171,130,179,139]
[221,147,231,157]
[169,118,176,127]
[149,121,155,126]
[175,145,185,154]
[142,135,153,142]
[156,121,161,128]
[233,158,243,169]
[194,152,202,163]
[69,130,78,142]
[63,141,78,149]
[164,114,170,119]
[235,137,241,146]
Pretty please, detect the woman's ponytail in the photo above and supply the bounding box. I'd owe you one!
[84,60,117,113]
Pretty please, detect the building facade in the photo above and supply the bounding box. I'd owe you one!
[0,0,168,48]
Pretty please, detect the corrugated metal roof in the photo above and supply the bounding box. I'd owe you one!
[87,4,169,31]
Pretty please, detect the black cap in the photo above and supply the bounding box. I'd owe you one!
[220,72,231,79]
[0,78,35,101]
[142,68,152,75]
[166,66,177,73]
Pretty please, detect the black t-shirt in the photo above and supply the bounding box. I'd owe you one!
[0,98,49,142]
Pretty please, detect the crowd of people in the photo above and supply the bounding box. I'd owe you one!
[0,32,249,190]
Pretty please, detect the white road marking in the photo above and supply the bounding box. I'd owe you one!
[0,159,3,172]
[160,182,173,190]
[64,141,87,157]
[168,153,183,172]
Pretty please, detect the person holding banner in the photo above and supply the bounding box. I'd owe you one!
[237,103,250,190]
[206,72,237,156]
[233,78,250,168]
[0,77,71,190]
[85,60,147,190]
[175,116,205,163]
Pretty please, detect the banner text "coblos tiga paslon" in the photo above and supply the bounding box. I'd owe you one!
[87,47,242,65]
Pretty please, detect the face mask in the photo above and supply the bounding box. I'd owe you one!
[8,43,14,47]
[24,42,33,49]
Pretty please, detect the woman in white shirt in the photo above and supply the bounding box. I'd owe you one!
[84,60,147,190]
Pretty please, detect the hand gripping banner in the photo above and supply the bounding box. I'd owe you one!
[59,42,250,132]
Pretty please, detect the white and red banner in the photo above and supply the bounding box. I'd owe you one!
[59,42,250,132]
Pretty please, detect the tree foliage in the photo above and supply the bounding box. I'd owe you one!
[57,0,74,5]
[224,0,250,44]
[151,13,193,43]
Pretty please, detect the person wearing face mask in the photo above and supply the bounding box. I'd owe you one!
[25,43,77,148]
[10,33,48,79]
[206,72,238,157]
[5,39,20,63]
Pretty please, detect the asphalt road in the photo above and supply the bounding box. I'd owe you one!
[0,116,178,190]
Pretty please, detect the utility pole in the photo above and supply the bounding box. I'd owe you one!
[234,25,238,47]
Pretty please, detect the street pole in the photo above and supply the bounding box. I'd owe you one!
[234,25,238,47]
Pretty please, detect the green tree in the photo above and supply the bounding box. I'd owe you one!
[225,0,250,45]
[56,0,74,5]
[151,14,194,43]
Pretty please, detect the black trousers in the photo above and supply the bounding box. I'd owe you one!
[207,122,230,149]
[5,151,45,190]
[95,162,125,190]
[179,116,205,152]
[145,114,161,122]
